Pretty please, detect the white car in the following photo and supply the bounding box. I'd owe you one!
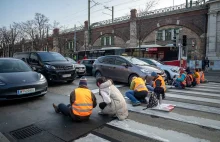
[140,58,180,80]
[65,57,86,77]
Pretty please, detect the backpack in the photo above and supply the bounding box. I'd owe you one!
[186,75,192,87]
[147,93,158,108]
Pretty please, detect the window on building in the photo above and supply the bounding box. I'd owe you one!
[101,36,113,46]
[165,29,172,41]
[157,30,163,41]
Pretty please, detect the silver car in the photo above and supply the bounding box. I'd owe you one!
[93,55,166,84]
[65,57,86,77]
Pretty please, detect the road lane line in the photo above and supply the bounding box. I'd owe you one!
[75,133,109,142]
[163,100,220,115]
[126,104,220,130]
[165,93,220,104]
[167,89,220,97]
[108,119,209,142]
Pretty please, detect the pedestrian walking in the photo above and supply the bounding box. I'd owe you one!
[96,77,128,120]
[52,76,97,122]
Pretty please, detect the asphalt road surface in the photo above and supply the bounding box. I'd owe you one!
[0,76,220,142]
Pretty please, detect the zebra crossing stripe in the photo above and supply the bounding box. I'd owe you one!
[165,93,220,104]
[107,119,209,142]
[127,104,220,130]
[187,88,220,93]
[75,133,109,142]
[196,85,220,89]
[163,100,220,115]
[167,89,220,97]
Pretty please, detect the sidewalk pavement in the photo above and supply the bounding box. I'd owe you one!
[205,71,220,83]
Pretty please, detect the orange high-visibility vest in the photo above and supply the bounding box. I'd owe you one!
[195,72,200,84]
[200,71,205,82]
[133,77,148,92]
[153,75,166,92]
[72,88,93,117]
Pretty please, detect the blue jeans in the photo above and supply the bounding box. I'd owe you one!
[58,103,71,116]
[147,85,154,92]
[174,80,181,89]
[125,90,140,103]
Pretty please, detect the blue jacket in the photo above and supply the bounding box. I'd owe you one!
[176,73,186,82]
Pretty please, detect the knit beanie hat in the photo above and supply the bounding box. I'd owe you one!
[79,76,87,86]
[151,71,158,77]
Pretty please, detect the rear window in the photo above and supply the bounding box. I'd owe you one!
[38,52,66,62]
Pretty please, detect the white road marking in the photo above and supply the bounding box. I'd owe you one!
[108,119,209,142]
[163,100,220,115]
[167,89,220,97]
[127,104,220,130]
[74,133,109,142]
[187,88,220,93]
[165,93,220,104]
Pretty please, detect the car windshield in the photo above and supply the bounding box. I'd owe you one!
[66,57,76,64]
[150,59,165,65]
[122,56,149,66]
[38,52,66,62]
[0,59,32,73]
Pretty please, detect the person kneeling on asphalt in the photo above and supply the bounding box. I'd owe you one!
[194,69,201,85]
[125,77,148,106]
[52,76,97,122]
[96,77,128,120]
[173,69,187,89]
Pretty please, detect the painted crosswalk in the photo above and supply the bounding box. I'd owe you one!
[75,82,220,142]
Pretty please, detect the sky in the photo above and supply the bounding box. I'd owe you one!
[0,0,187,29]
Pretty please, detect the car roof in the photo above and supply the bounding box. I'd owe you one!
[0,58,20,61]
[15,51,58,54]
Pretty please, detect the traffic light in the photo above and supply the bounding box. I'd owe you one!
[183,35,187,46]
[172,37,177,47]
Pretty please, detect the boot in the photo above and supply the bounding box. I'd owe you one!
[53,103,60,113]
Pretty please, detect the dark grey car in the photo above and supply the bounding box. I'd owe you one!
[93,55,166,84]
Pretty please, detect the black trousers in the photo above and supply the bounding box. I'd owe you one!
[134,91,148,100]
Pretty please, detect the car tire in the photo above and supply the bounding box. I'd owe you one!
[67,80,74,84]
[95,71,102,79]
[165,71,170,81]
[128,74,138,85]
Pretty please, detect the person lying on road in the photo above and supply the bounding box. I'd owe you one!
[52,76,97,122]
[96,77,128,120]
[125,77,148,106]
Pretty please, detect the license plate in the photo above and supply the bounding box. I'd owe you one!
[78,69,84,72]
[62,74,71,78]
[17,88,35,95]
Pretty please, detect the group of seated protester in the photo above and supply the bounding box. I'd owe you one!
[173,67,208,89]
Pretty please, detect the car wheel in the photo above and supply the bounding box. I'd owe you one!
[165,71,170,81]
[95,71,102,79]
[128,74,138,85]
[67,80,74,84]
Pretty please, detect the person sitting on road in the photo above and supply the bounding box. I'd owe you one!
[125,77,148,106]
[52,76,97,122]
[199,69,208,83]
[194,69,201,85]
[173,69,186,89]
[96,77,128,120]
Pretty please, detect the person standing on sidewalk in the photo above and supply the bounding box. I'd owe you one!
[52,77,97,122]
[125,77,148,106]
[204,57,210,72]
[96,77,128,120]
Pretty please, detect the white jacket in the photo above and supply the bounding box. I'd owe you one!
[99,80,128,120]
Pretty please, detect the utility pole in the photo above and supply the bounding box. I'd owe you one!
[112,6,114,23]
[88,0,90,48]
[74,24,76,52]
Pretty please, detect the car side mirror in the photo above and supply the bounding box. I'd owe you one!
[121,63,128,67]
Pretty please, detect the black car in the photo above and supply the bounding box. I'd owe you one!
[13,51,76,83]
[0,58,47,101]
[80,59,96,75]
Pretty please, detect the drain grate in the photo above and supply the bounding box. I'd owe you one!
[10,125,42,140]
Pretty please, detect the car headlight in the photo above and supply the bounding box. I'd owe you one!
[140,69,150,74]
[0,80,6,86]
[171,68,178,73]
[72,64,75,70]
[44,65,56,70]
[38,74,46,82]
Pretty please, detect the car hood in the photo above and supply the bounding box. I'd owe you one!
[74,64,86,68]
[137,65,164,73]
[0,72,39,84]
[159,64,180,70]
[44,61,72,66]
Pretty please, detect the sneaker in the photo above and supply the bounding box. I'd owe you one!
[53,103,60,113]
[132,102,141,106]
